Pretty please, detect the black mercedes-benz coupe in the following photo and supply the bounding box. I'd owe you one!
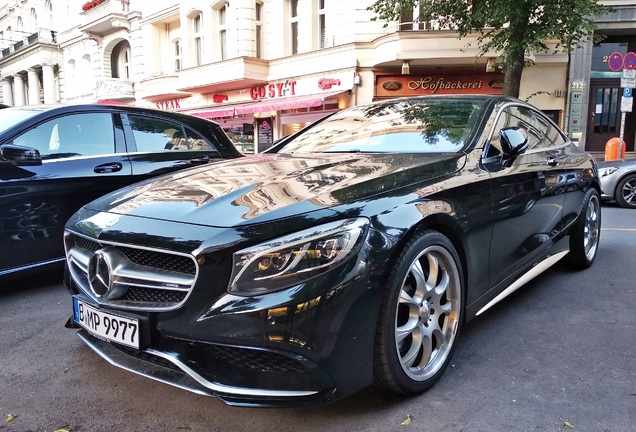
[63,95,601,407]
[0,104,241,280]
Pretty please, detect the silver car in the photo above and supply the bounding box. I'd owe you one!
[597,158,636,208]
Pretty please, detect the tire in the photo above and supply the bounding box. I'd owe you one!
[565,188,601,269]
[615,173,636,209]
[374,230,463,395]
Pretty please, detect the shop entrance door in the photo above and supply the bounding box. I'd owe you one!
[587,79,635,152]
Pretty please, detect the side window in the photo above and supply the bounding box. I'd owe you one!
[486,105,566,158]
[128,115,185,152]
[13,113,115,160]
[184,127,219,153]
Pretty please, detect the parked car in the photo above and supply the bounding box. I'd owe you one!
[597,158,636,208]
[0,104,242,280]
[64,95,600,407]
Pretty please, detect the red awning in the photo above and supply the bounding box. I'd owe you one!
[188,101,257,119]
[235,90,347,115]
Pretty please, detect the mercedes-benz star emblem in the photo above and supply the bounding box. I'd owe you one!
[88,249,112,298]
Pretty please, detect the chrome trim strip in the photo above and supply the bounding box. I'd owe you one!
[78,332,318,398]
[476,250,569,316]
[0,257,65,276]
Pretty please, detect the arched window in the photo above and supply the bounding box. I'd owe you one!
[46,0,53,29]
[111,41,131,79]
[30,8,38,32]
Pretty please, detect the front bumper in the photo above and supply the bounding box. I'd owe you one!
[76,330,337,407]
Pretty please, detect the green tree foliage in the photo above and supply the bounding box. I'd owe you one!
[368,0,606,97]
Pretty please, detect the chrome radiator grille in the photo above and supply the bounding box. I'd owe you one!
[65,232,198,311]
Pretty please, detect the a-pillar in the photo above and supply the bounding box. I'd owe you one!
[2,78,14,106]
[41,63,57,104]
[13,73,26,106]
[27,68,42,105]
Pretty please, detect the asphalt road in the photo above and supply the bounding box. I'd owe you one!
[1,204,634,432]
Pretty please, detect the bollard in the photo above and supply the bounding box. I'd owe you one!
[604,137,626,161]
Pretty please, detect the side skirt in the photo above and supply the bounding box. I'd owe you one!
[475,250,569,317]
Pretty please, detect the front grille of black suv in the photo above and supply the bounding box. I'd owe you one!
[64,232,198,311]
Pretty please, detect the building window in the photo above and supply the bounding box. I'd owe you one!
[218,3,228,60]
[290,0,298,55]
[30,8,37,31]
[318,0,327,48]
[256,2,264,59]
[111,41,131,79]
[174,39,182,71]
[193,13,203,66]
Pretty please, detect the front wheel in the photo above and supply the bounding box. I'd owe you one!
[565,188,601,269]
[615,173,636,209]
[374,230,463,395]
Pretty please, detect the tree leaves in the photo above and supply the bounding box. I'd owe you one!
[367,0,607,96]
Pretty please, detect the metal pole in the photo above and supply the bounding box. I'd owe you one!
[619,111,626,159]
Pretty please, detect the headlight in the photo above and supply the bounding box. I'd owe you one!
[598,166,619,177]
[228,218,369,296]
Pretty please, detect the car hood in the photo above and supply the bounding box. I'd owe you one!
[85,152,466,227]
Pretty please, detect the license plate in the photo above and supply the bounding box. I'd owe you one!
[73,297,140,349]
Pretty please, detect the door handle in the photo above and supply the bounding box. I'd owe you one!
[94,162,123,173]
[190,155,210,165]
[546,157,558,167]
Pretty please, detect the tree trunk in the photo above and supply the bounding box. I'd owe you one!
[503,47,526,98]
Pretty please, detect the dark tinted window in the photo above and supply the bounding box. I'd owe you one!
[276,99,485,154]
[12,113,115,160]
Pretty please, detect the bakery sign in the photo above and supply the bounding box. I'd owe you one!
[376,73,504,97]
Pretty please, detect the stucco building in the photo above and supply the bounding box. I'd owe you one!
[0,0,631,157]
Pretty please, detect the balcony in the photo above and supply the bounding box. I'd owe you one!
[0,29,58,61]
[138,73,191,103]
[95,78,135,102]
[79,0,131,37]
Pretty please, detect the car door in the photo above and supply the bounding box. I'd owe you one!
[0,111,133,275]
[481,104,569,289]
[122,114,223,179]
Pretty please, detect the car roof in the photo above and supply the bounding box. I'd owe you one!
[1,103,221,125]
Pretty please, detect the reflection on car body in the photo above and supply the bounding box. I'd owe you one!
[0,103,241,280]
[64,95,601,407]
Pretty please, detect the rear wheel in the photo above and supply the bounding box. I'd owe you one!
[374,230,463,394]
[615,173,636,209]
[566,189,601,269]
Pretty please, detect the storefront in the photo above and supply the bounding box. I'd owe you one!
[174,72,355,153]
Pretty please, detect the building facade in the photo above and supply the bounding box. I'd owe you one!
[0,0,624,155]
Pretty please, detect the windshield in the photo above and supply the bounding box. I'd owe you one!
[276,98,486,154]
[0,108,44,134]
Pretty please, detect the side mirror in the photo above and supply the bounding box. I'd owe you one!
[499,127,528,167]
[1,144,42,166]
